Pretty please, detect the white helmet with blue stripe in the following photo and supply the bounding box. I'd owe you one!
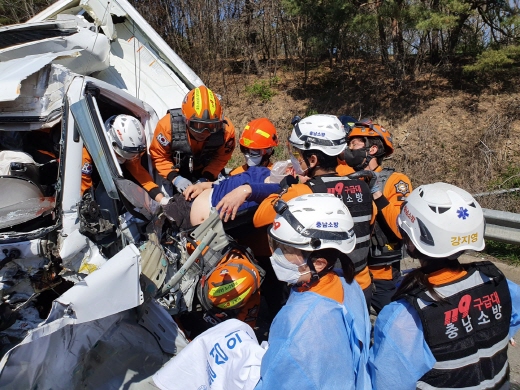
[269,193,356,253]
[288,114,347,156]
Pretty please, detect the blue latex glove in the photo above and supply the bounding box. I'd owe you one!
[173,176,192,193]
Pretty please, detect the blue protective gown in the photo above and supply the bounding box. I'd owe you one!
[255,277,372,390]
[369,279,520,390]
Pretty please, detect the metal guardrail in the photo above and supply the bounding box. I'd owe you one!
[473,188,520,198]
[483,208,520,245]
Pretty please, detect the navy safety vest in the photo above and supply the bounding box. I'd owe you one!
[306,174,372,273]
[169,109,225,179]
[404,261,511,390]
[368,167,403,266]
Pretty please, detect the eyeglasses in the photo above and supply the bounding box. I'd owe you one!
[188,120,223,134]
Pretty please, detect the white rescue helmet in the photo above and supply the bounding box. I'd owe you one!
[288,114,347,156]
[104,115,146,161]
[397,182,485,258]
[268,193,356,253]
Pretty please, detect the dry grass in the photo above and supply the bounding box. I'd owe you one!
[209,58,520,212]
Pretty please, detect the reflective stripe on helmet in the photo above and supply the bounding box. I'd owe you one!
[209,277,247,297]
[216,287,252,309]
[293,123,346,147]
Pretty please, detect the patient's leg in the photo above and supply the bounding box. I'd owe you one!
[190,188,212,226]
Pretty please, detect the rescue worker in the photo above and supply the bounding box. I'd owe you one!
[178,245,263,339]
[149,86,235,194]
[197,248,262,330]
[182,117,282,323]
[369,183,520,390]
[255,194,371,389]
[335,115,368,176]
[182,117,278,201]
[345,122,412,313]
[253,114,375,307]
[81,114,167,204]
[229,117,278,175]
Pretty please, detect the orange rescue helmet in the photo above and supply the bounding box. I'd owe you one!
[182,86,224,134]
[348,123,394,156]
[202,251,261,310]
[239,118,278,149]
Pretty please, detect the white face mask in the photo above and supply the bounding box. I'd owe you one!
[269,248,310,284]
[290,154,305,175]
[245,154,263,167]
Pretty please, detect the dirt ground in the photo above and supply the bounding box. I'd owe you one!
[210,60,520,212]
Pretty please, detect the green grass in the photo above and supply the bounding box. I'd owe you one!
[306,107,319,116]
[484,240,520,266]
[245,77,279,103]
[488,164,520,190]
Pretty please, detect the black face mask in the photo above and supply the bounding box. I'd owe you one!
[342,148,370,171]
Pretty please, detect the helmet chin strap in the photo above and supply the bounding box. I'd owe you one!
[260,153,272,167]
[302,152,319,177]
[306,260,320,282]
[296,258,335,288]
[354,150,373,171]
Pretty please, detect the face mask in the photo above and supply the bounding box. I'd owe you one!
[269,248,310,284]
[116,154,126,165]
[290,154,306,175]
[245,154,263,167]
[342,148,369,171]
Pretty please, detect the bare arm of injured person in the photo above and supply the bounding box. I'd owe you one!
[189,172,282,226]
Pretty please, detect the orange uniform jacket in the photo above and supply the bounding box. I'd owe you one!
[81,147,161,199]
[253,180,376,290]
[369,166,413,280]
[229,164,248,176]
[149,113,236,182]
[336,160,355,176]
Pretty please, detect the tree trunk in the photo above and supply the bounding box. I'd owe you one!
[377,8,389,66]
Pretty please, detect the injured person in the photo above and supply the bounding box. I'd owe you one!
[167,161,302,229]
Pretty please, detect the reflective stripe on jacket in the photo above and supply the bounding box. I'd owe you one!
[404,262,511,390]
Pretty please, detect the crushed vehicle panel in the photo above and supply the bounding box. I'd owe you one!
[0,0,206,386]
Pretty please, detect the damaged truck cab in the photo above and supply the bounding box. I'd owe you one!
[0,0,203,350]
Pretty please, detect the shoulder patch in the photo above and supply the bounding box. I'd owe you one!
[394,180,410,195]
[81,162,93,175]
[224,138,235,154]
[157,132,169,147]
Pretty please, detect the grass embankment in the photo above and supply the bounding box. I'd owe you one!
[484,241,520,266]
